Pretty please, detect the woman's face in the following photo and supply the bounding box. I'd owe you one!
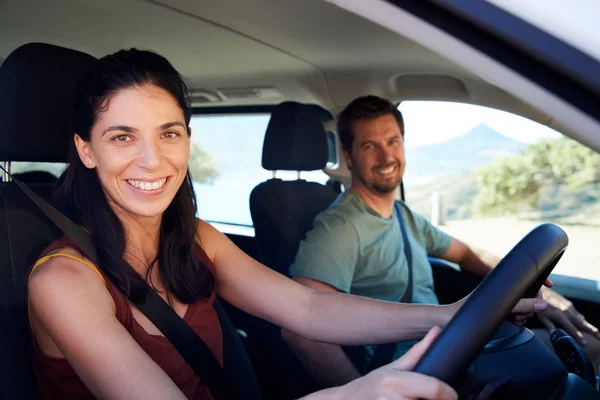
[75,84,190,221]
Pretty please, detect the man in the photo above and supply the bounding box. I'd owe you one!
[283,95,600,387]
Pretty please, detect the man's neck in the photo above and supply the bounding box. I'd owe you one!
[350,184,396,219]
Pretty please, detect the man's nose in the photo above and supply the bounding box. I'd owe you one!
[377,145,394,163]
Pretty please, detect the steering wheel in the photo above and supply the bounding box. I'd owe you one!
[413,223,568,387]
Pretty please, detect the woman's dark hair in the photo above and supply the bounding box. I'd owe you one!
[57,49,213,304]
[337,95,405,153]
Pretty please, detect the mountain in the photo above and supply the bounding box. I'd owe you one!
[405,124,525,181]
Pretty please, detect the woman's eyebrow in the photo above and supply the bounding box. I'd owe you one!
[101,125,136,137]
[100,122,185,137]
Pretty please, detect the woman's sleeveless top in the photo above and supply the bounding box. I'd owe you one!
[28,235,222,400]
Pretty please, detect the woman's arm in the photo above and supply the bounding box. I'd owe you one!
[200,220,453,345]
[28,254,187,400]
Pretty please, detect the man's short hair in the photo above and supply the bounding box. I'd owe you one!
[337,95,404,152]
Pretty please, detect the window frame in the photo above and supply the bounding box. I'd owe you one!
[387,0,600,124]
[189,105,335,236]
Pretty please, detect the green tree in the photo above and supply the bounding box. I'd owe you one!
[473,137,600,216]
[188,143,218,184]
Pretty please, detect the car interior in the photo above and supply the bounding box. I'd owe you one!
[2,0,600,399]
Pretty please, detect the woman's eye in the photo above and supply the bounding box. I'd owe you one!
[112,134,131,142]
[163,131,180,139]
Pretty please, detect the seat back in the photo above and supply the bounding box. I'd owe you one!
[248,102,338,398]
[250,102,338,276]
[0,43,97,400]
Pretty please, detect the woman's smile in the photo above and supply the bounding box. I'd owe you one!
[125,176,170,195]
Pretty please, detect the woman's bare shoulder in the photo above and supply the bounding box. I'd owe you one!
[195,218,226,261]
[28,245,115,321]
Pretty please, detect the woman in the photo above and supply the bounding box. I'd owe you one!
[27,49,544,400]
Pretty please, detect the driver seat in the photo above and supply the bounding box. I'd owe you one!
[0,43,261,400]
[0,42,97,400]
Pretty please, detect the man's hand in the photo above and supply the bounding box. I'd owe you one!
[537,287,600,346]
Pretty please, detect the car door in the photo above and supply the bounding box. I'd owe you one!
[328,0,600,320]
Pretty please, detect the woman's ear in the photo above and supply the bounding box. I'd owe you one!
[73,134,96,168]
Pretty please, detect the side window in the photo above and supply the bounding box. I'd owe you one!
[189,114,329,230]
[400,101,600,281]
[10,162,68,179]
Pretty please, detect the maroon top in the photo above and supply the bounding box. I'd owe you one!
[29,235,223,400]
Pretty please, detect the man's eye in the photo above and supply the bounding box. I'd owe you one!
[163,131,180,139]
[112,134,131,142]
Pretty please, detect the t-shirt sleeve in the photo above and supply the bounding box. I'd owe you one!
[403,204,451,257]
[289,213,359,293]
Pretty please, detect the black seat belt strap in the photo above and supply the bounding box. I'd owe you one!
[368,202,413,371]
[5,168,229,399]
[398,202,413,304]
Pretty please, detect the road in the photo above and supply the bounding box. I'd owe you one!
[441,217,600,282]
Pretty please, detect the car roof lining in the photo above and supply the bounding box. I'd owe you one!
[0,0,560,135]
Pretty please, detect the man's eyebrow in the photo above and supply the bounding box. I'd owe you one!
[160,121,186,130]
[101,125,137,137]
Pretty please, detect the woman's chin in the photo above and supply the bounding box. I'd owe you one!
[114,200,171,221]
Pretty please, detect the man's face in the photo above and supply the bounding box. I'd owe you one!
[344,114,405,195]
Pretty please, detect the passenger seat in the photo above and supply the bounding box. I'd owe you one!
[248,102,339,399]
[250,101,338,277]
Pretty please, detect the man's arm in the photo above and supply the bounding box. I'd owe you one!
[440,237,493,277]
[440,234,600,347]
[282,277,362,387]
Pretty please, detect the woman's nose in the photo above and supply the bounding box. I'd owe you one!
[138,140,161,170]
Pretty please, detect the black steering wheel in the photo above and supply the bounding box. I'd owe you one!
[413,223,568,387]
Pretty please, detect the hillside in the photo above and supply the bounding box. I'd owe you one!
[405,124,524,182]
[403,125,600,223]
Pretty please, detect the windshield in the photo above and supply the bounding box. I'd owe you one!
[487,0,600,62]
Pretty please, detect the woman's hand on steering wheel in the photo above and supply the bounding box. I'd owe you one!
[336,327,457,400]
[450,287,550,326]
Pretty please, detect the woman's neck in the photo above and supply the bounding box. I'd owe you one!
[114,208,162,271]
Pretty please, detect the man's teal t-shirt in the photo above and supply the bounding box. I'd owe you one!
[289,190,451,360]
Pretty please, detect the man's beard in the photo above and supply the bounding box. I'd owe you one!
[352,158,402,194]
[371,179,399,194]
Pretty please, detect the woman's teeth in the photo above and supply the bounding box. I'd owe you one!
[127,178,167,191]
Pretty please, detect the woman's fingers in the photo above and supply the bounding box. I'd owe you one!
[392,326,441,371]
[387,371,458,400]
[512,298,548,314]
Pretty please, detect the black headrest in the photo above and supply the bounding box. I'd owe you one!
[307,104,334,123]
[0,43,97,162]
[262,102,330,171]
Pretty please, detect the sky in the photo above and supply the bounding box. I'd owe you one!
[398,101,561,149]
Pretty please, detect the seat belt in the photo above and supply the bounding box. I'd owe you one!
[367,202,413,371]
[3,167,237,400]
